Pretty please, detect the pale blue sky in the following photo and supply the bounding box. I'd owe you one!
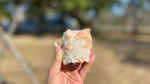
[111,0,150,17]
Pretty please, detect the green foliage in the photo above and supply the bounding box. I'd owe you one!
[59,0,117,12]
[0,0,119,18]
[0,1,10,19]
[60,0,76,11]
[0,0,119,25]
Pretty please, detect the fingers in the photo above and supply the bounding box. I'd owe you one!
[79,49,95,79]
[49,42,62,76]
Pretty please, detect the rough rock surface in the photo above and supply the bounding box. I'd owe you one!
[62,29,92,65]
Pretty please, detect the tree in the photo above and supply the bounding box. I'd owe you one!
[0,0,119,29]
[27,0,119,28]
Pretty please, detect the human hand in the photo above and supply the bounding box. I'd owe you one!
[48,43,95,84]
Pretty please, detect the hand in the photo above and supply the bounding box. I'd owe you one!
[48,44,95,84]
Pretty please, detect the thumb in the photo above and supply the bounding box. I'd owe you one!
[50,42,62,74]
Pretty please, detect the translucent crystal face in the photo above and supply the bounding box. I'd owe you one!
[62,29,92,65]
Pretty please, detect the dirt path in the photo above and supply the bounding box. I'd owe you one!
[0,35,150,84]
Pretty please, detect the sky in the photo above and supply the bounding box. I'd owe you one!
[111,0,150,17]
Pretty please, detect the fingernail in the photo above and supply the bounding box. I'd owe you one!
[55,42,58,52]
[55,42,57,47]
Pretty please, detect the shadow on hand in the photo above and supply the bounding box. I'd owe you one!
[61,63,81,72]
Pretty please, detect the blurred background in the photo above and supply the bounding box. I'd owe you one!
[1,0,150,84]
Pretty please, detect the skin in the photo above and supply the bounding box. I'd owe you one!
[48,44,95,84]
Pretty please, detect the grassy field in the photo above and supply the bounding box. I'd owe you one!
[0,34,150,84]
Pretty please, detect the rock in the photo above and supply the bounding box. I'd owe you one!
[62,29,92,65]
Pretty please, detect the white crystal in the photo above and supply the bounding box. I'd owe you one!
[62,30,92,65]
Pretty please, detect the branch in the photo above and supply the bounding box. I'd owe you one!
[0,27,40,84]
[8,19,19,36]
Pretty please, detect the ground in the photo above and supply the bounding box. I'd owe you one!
[0,34,150,84]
